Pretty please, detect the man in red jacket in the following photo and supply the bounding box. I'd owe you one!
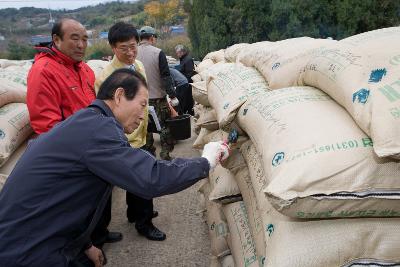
[26,18,122,259]
[27,18,96,134]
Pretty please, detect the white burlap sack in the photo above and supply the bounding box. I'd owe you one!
[86,59,109,78]
[209,165,241,204]
[0,103,33,167]
[193,103,203,118]
[196,107,219,130]
[196,58,215,73]
[0,136,31,177]
[0,174,7,192]
[191,81,210,106]
[241,140,400,267]
[223,201,258,267]
[207,63,269,130]
[224,43,249,63]
[220,254,235,267]
[202,182,231,258]
[0,67,29,107]
[204,49,226,63]
[193,127,212,149]
[233,165,266,265]
[298,27,400,158]
[236,41,274,67]
[237,86,400,219]
[220,149,247,176]
[210,256,221,267]
[0,59,32,69]
[191,73,202,82]
[253,37,335,89]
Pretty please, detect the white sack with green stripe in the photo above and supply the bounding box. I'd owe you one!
[298,26,400,158]
[237,86,400,218]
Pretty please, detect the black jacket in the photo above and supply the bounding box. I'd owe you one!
[178,53,195,83]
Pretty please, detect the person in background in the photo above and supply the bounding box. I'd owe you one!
[95,22,165,242]
[26,18,122,250]
[174,44,195,83]
[0,68,229,267]
[137,26,178,161]
[169,67,194,115]
[174,44,195,115]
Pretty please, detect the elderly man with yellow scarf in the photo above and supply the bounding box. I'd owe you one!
[95,22,166,242]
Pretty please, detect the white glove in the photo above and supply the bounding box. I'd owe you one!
[168,96,180,107]
[202,141,230,169]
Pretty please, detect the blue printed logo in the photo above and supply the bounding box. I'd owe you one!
[272,62,281,70]
[266,224,274,236]
[223,103,230,110]
[260,257,266,266]
[352,88,370,104]
[210,222,215,230]
[272,152,284,166]
[369,68,387,83]
[0,130,4,139]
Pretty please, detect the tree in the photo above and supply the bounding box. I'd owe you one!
[7,40,36,60]
[144,0,181,28]
[188,0,400,59]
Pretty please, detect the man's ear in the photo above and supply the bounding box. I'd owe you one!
[111,46,117,55]
[52,34,61,47]
[114,87,124,104]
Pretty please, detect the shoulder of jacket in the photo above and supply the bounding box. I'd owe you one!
[82,62,95,74]
[93,115,127,143]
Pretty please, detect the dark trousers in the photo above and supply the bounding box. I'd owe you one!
[91,191,155,244]
[176,83,194,115]
[126,192,154,225]
[91,195,112,247]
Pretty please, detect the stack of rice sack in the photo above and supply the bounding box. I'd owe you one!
[0,60,34,190]
[193,55,272,266]
[194,26,400,267]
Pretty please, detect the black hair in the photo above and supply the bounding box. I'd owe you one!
[97,69,147,100]
[51,18,75,40]
[108,22,139,46]
[52,20,64,40]
[140,32,156,40]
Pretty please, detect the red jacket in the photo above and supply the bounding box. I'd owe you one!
[27,46,96,134]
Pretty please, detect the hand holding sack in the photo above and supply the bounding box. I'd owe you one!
[202,141,230,169]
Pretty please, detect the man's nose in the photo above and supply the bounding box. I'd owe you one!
[77,40,86,49]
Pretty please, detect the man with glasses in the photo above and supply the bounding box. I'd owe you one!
[137,26,178,161]
[95,22,166,241]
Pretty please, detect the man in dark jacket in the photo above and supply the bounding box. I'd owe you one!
[0,69,228,267]
[174,45,195,115]
[175,44,195,83]
[169,67,194,115]
[26,18,121,249]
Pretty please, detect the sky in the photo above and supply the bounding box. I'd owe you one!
[0,0,136,10]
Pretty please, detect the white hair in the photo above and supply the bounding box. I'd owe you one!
[175,44,187,53]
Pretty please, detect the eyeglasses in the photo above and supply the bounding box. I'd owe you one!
[116,44,137,54]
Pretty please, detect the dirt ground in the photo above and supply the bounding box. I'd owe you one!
[103,128,211,267]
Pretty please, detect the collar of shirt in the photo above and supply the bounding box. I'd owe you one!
[89,99,116,118]
[139,40,152,47]
[111,55,136,70]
